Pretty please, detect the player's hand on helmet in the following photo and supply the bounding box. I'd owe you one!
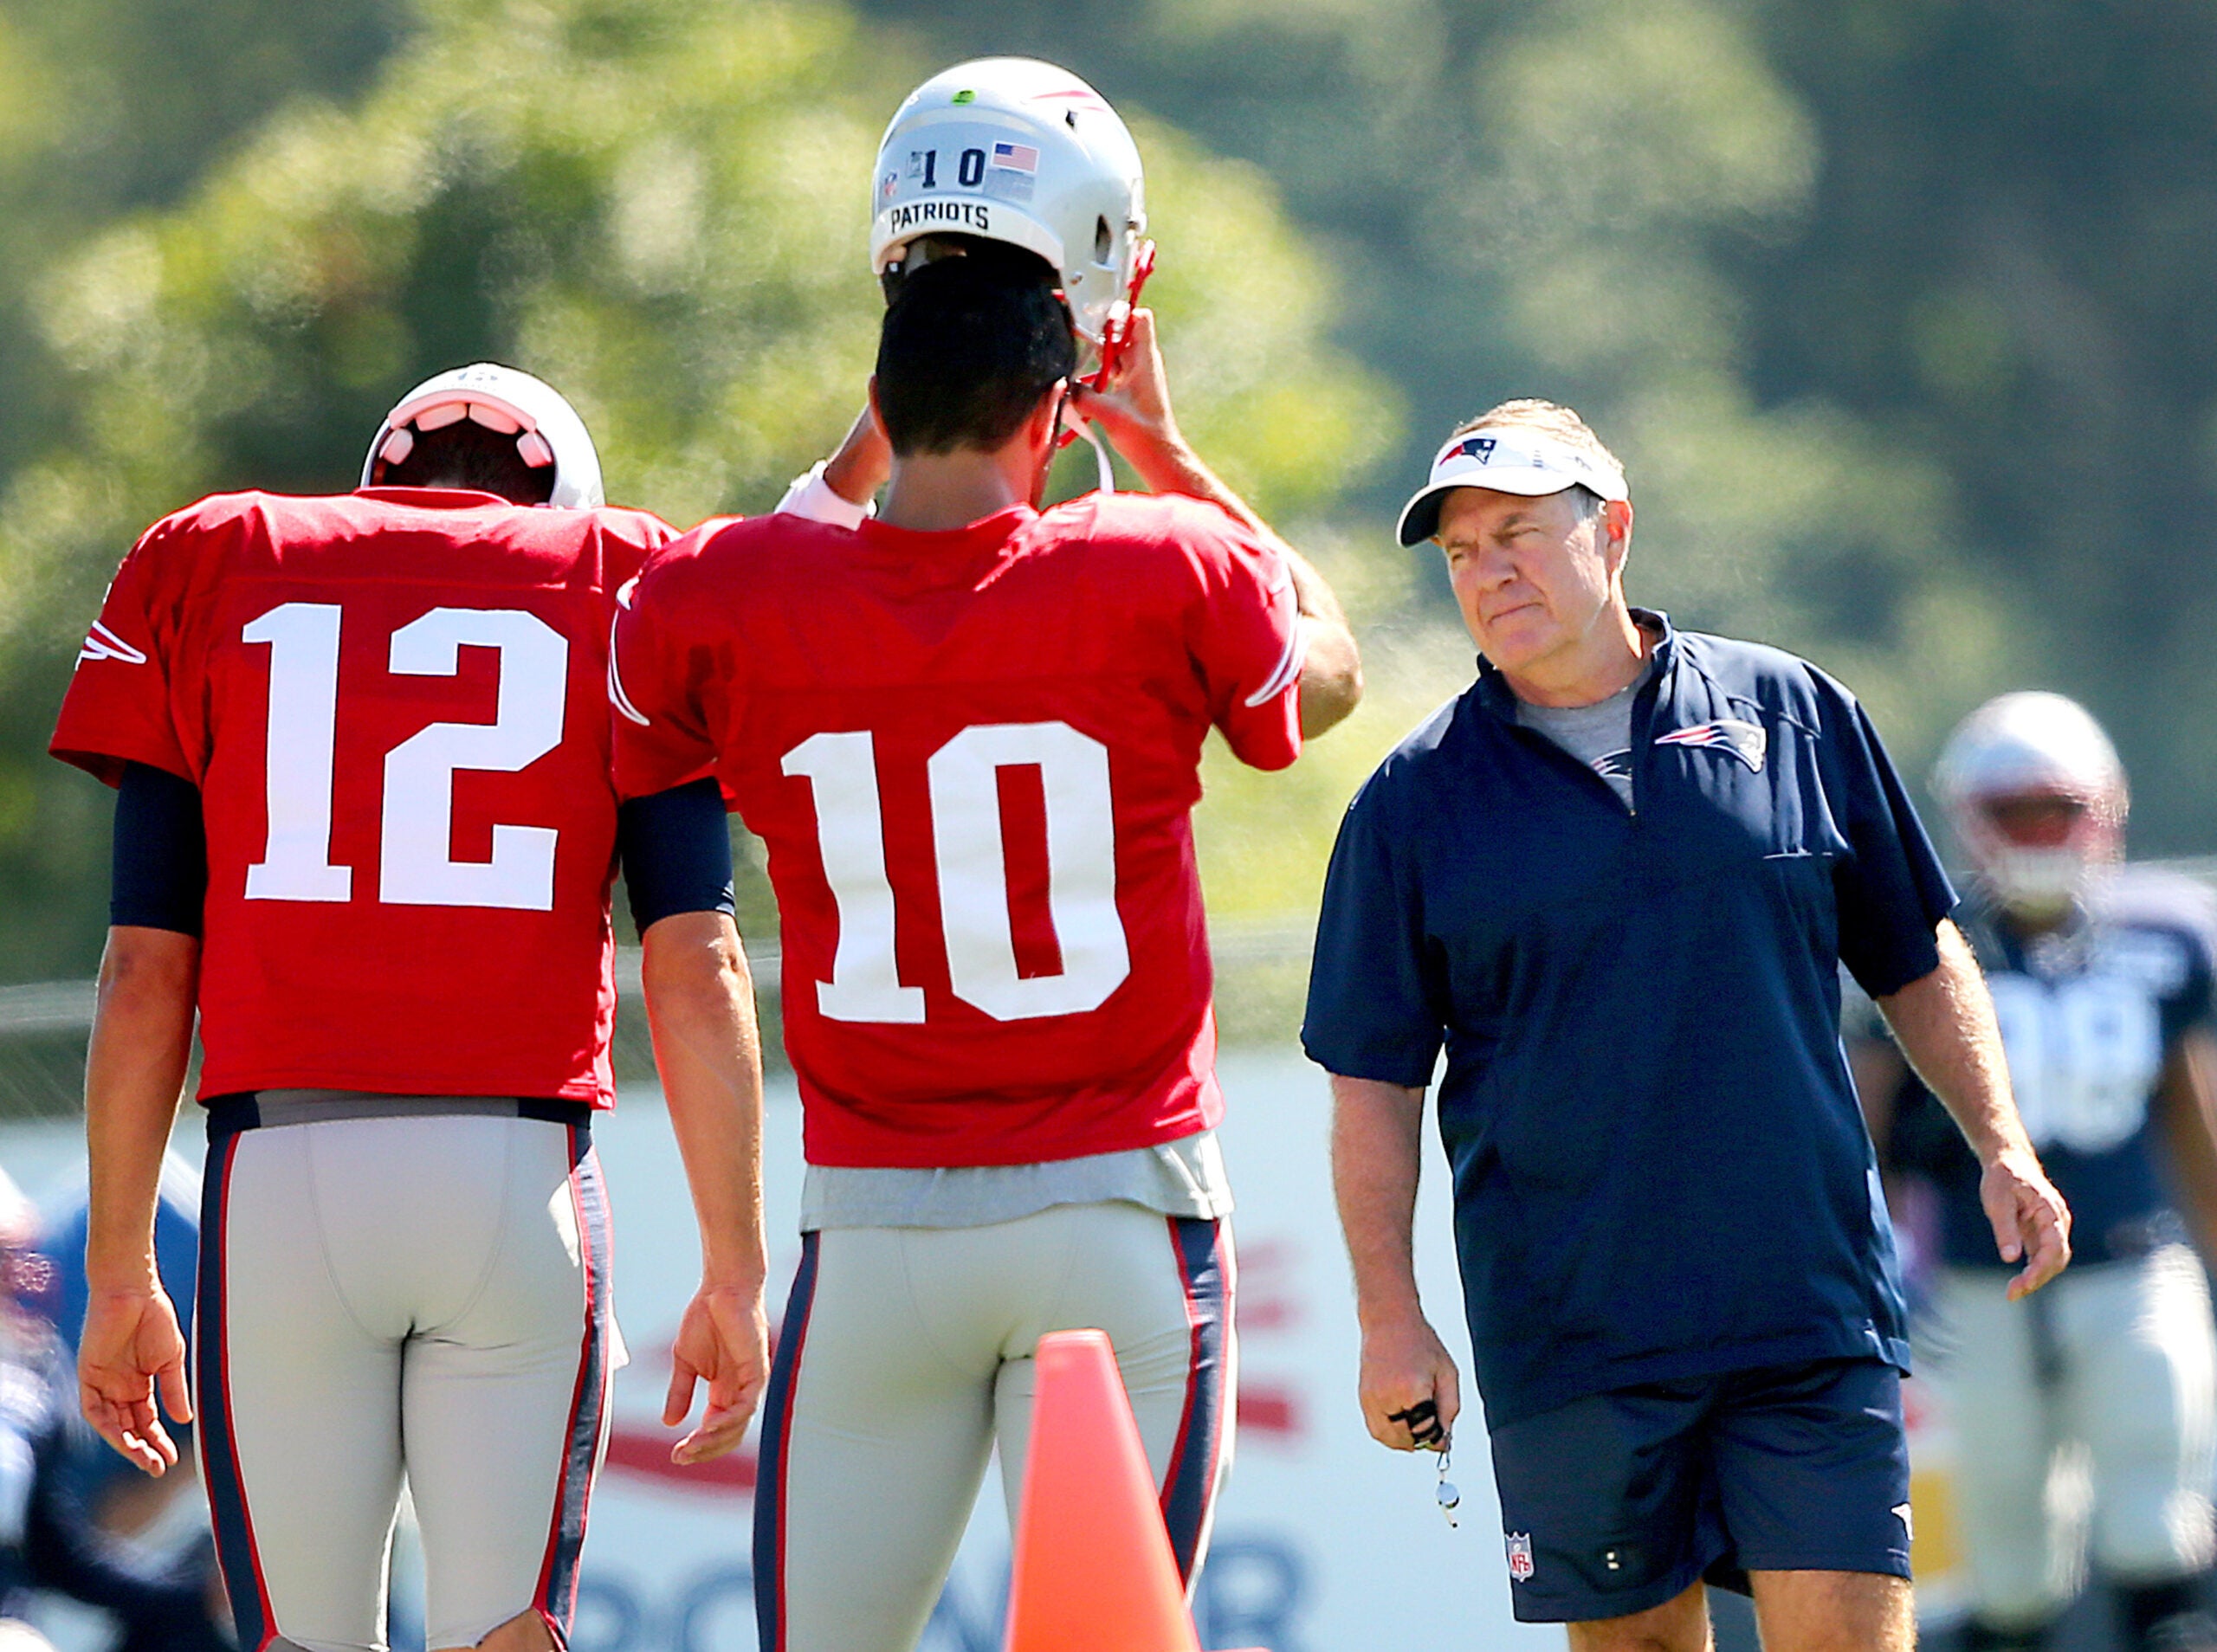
[79,1286,191,1475]
[663,1281,771,1465]
[1981,1145,2072,1300]
[1357,1309,1461,1453]
[1067,309,1181,466]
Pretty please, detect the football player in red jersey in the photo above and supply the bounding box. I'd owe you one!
[52,365,884,1652]
[610,59,1364,1652]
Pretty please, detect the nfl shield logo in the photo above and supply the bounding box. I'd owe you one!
[1506,1533,1535,1583]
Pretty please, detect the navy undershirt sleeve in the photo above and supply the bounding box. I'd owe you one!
[618,777,736,933]
[110,762,207,935]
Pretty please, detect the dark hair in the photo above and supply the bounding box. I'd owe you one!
[874,248,1077,455]
[374,418,554,505]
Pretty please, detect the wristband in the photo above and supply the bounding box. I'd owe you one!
[773,460,874,530]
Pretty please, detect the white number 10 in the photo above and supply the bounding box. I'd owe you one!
[783,722,1131,1024]
[242,601,569,910]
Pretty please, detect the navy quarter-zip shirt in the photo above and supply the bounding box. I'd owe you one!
[1302,613,1952,1427]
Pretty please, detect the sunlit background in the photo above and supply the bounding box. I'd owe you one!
[0,2,2210,1648]
[16,0,2217,983]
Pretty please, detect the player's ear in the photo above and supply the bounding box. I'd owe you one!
[1031,378,1069,450]
[1602,498,1633,571]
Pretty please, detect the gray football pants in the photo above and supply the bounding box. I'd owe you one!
[195,1110,616,1652]
[1932,1246,2217,1625]
[751,1203,1235,1652]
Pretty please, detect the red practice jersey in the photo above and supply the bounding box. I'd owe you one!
[611,493,1304,1167]
[52,487,677,1107]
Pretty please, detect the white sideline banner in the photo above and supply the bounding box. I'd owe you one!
[0,1048,1544,1652]
[579,1047,1541,1652]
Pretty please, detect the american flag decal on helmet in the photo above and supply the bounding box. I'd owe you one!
[1656,718,1767,773]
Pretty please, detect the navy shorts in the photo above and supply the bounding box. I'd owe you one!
[1486,1358,1911,1623]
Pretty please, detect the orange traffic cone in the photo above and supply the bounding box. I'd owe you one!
[1004,1329,1202,1652]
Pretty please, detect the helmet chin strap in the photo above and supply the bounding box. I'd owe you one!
[1053,239,1158,490]
[1076,419,1115,495]
[1044,380,1116,498]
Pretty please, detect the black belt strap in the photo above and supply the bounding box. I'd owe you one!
[204,1093,592,1140]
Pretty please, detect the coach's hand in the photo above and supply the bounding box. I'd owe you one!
[1358,1310,1461,1453]
[80,1286,190,1476]
[664,1281,771,1465]
[1982,1145,2072,1300]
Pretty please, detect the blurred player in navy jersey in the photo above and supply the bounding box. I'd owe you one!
[1859,693,2217,1652]
[0,1169,228,1652]
[611,57,1362,1652]
[50,364,882,1652]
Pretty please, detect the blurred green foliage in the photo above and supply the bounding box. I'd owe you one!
[870,0,2217,852]
[11,0,2217,985]
[0,0,1391,978]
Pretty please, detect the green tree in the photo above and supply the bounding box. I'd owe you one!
[868,0,2217,855]
[0,0,1393,979]
[877,0,2017,836]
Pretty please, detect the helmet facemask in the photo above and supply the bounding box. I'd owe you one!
[1935,691,2129,925]
[362,363,604,508]
[1954,787,2123,921]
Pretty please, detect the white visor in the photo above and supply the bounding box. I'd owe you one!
[1395,430,1628,545]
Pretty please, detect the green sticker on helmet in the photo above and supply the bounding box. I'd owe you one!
[952,89,976,104]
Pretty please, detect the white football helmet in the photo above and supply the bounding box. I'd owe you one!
[1933,691,2127,918]
[361,363,604,508]
[870,57,1147,352]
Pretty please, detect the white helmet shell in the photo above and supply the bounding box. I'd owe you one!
[870,57,1146,348]
[362,363,604,508]
[1934,691,2128,916]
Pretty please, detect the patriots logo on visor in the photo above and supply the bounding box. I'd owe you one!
[1443,435,1498,465]
[1656,719,1767,773]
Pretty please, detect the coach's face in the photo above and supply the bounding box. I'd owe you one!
[1435,485,1631,680]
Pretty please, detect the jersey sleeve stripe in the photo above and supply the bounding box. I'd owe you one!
[607,607,652,728]
[1241,618,1307,709]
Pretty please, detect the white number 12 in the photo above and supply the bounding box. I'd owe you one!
[242,601,569,911]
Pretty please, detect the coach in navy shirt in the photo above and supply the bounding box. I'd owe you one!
[1304,399,2072,1652]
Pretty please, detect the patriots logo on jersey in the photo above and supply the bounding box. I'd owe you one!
[77,621,147,666]
[1656,718,1766,773]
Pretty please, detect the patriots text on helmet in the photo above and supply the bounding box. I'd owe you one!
[888,200,994,236]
